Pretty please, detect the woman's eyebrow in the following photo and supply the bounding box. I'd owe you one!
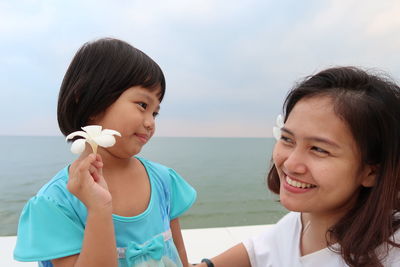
[306,137,341,149]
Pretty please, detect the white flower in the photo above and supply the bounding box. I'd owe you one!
[66,125,121,154]
[272,114,284,141]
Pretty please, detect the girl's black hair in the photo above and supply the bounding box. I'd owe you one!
[57,38,165,136]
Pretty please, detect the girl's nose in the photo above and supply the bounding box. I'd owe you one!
[283,148,307,174]
[144,115,155,131]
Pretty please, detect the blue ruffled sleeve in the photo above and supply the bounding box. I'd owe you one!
[14,195,84,262]
[168,169,197,220]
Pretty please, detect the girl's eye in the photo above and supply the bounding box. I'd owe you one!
[311,146,329,155]
[137,102,147,109]
[153,112,159,118]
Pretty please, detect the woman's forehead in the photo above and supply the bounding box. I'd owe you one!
[286,96,358,150]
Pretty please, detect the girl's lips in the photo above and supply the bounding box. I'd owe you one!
[135,133,149,143]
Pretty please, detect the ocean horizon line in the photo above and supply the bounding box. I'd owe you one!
[0,134,272,139]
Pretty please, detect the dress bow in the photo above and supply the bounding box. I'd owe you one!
[125,235,165,265]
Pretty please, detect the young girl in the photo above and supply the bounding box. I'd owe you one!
[14,38,196,267]
[196,67,400,267]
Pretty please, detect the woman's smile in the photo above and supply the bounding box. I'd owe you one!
[285,175,316,189]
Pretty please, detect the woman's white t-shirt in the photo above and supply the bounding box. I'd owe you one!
[243,212,400,267]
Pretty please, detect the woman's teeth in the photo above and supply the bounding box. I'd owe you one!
[286,176,315,189]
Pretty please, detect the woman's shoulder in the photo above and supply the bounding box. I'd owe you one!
[243,212,302,266]
[244,212,300,246]
[379,226,400,265]
[256,212,300,239]
[276,211,301,226]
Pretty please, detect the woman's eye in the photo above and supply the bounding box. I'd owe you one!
[311,146,329,155]
[280,135,293,144]
[137,102,147,109]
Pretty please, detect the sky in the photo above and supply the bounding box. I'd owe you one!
[1,0,400,137]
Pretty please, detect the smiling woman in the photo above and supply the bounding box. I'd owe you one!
[266,67,400,267]
[274,96,376,218]
[195,66,400,267]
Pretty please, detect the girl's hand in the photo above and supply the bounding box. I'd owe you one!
[67,153,112,212]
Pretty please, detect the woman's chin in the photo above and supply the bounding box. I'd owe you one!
[279,195,303,212]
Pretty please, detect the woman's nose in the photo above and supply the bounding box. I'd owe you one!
[283,148,307,174]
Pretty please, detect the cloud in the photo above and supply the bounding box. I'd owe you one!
[0,0,54,36]
[367,3,400,36]
[1,0,400,137]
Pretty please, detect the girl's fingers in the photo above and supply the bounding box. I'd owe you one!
[88,165,97,176]
[71,154,97,180]
[94,154,104,174]
[70,153,107,188]
[89,164,103,182]
[95,153,103,162]
[91,154,103,179]
[93,159,104,169]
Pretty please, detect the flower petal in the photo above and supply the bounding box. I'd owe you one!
[70,139,87,154]
[66,131,88,141]
[276,114,284,128]
[273,126,282,141]
[82,125,103,139]
[102,129,121,137]
[92,135,116,147]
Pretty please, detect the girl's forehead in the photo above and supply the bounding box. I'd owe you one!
[124,85,159,95]
[125,85,162,99]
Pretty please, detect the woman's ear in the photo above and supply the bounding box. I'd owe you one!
[361,165,378,187]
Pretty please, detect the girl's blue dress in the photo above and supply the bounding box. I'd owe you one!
[13,157,197,267]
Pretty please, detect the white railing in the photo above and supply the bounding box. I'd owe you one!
[1,224,269,266]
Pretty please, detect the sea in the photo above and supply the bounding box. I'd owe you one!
[0,136,288,236]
